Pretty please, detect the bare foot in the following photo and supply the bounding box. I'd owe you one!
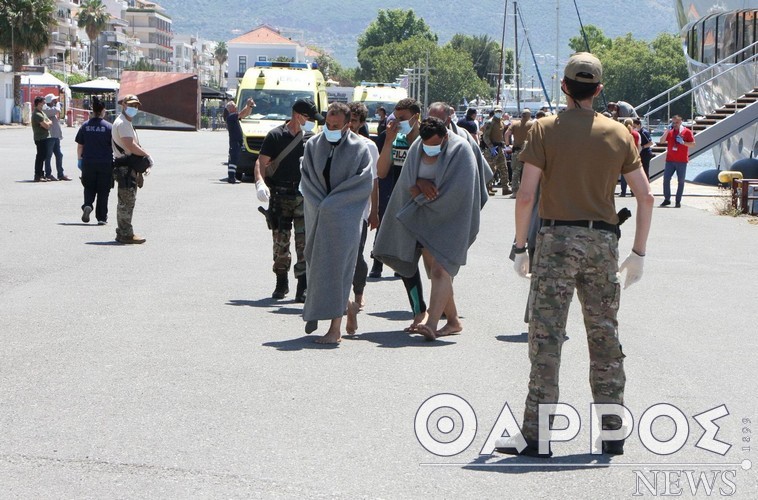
[305,320,318,334]
[404,311,428,333]
[415,324,437,341]
[436,322,463,337]
[345,301,359,335]
[315,331,341,344]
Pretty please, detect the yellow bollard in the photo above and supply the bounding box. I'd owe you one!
[718,170,743,184]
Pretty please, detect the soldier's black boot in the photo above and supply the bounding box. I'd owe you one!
[295,275,307,303]
[601,415,625,455]
[272,273,289,299]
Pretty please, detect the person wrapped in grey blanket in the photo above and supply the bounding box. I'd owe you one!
[373,117,481,341]
[299,103,374,344]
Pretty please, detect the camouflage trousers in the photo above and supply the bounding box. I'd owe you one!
[115,166,137,238]
[270,194,306,278]
[484,148,508,191]
[522,225,625,440]
[511,150,524,193]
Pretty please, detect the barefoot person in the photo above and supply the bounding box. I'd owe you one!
[300,103,373,344]
[373,117,481,340]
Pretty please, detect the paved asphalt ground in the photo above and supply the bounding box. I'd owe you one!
[1,126,756,499]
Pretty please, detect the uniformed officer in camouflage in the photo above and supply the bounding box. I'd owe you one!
[480,107,510,195]
[497,53,654,457]
[504,108,534,197]
[254,99,321,301]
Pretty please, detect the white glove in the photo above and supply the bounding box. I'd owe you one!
[513,252,530,279]
[256,180,270,203]
[619,252,644,289]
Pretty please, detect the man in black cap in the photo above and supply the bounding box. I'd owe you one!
[254,99,323,301]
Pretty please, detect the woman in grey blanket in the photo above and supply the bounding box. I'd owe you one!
[373,117,480,341]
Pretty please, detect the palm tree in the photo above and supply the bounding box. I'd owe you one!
[0,0,56,119]
[77,0,110,78]
[214,41,227,89]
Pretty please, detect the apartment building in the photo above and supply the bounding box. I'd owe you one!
[123,0,173,72]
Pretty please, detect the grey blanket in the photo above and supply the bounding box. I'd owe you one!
[450,120,493,211]
[373,131,480,278]
[300,132,373,321]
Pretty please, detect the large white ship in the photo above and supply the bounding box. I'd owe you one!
[675,1,757,168]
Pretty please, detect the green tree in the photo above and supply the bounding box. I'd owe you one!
[214,41,227,89]
[77,0,110,78]
[357,9,437,54]
[429,46,492,107]
[125,58,155,72]
[568,24,613,54]
[0,0,56,114]
[447,34,511,84]
[597,34,653,107]
[313,50,355,86]
[357,35,437,83]
[595,32,690,118]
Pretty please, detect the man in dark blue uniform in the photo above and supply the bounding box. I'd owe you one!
[225,97,255,183]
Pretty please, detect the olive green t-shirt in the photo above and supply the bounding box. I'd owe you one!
[508,119,533,147]
[31,110,50,142]
[519,109,641,224]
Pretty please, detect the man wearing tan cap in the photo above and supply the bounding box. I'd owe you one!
[112,94,152,244]
[504,108,533,197]
[496,52,654,457]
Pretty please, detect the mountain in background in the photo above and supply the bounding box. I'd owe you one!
[158,0,678,69]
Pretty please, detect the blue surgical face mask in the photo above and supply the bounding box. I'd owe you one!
[323,127,344,143]
[303,120,315,132]
[125,107,139,118]
[422,143,442,157]
[398,119,413,134]
[494,112,503,119]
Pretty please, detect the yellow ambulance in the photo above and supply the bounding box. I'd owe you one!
[235,62,328,178]
[353,82,408,136]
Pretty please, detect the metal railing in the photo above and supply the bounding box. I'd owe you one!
[635,40,758,123]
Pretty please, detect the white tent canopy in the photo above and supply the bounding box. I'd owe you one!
[19,71,70,101]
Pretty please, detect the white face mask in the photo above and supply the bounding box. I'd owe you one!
[494,112,503,119]
[323,127,344,143]
[303,120,315,132]
[374,114,381,120]
[125,107,139,118]
[422,143,442,157]
[398,119,413,134]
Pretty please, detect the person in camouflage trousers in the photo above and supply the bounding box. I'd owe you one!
[270,193,306,282]
[254,99,320,301]
[499,53,654,458]
[480,108,510,195]
[521,227,626,441]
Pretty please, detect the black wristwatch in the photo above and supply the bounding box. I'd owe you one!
[512,244,527,254]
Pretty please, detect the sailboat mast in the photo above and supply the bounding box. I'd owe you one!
[555,0,560,108]
[514,1,520,114]
[496,0,509,105]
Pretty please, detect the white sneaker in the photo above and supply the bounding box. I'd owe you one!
[81,206,93,223]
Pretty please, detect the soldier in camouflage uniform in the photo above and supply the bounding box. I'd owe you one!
[480,107,510,195]
[111,94,152,244]
[504,108,534,197]
[254,99,321,301]
[498,53,654,457]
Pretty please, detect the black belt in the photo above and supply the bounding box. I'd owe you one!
[271,186,300,196]
[542,219,619,236]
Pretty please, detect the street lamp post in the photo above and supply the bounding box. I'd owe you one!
[9,10,21,123]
